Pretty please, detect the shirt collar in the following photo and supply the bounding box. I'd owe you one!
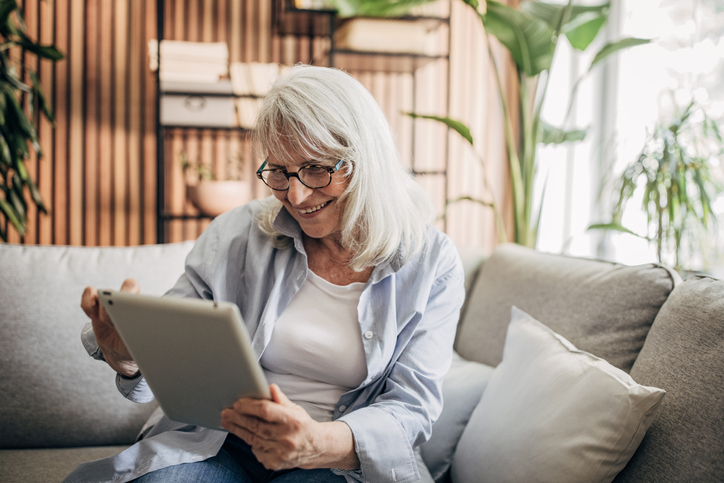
[271,206,405,281]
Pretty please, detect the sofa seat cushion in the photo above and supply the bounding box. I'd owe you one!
[420,352,494,482]
[614,275,724,482]
[0,446,128,483]
[0,242,193,449]
[455,243,679,372]
[451,307,665,483]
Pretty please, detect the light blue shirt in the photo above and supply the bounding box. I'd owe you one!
[66,198,465,483]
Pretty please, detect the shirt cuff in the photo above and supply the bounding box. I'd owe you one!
[339,407,420,483]
[81,322,105,361]
[116,372,155,403]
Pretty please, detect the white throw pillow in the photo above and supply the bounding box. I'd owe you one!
[450,307,666,483]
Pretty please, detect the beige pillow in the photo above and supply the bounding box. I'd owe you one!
[451,307,666,483]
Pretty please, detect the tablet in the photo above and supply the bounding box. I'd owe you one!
[97,289,270,430]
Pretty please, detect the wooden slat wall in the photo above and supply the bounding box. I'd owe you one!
[10,0,513,255]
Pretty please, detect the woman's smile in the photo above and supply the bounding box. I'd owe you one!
[296,200,331,215]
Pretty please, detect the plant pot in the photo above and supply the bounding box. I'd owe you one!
[187,180,249,217]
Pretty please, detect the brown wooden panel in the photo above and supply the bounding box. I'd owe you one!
[143,0,157,245]
[98,0,113,246]
[83,0,99,246]
[127,0,143,246]
[69,1,85,245]
[37,0,55,244]
[112,0,128,246]
[20,0,38,244]
[53,0,69,245]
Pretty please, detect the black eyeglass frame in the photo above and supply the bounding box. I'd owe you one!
[256,158,345,191]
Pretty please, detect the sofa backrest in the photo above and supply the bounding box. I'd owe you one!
[456,243,680,373]
[613,275,724,482]
[0,242,194,449]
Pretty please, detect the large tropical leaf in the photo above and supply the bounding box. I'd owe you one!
[589,37,651,71]
[522,1,609,50]
[561,11,607,50]
[540,120,588,145]
[405,112,474,145]
[480,0,555,76]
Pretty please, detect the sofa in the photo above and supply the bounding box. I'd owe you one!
[1,241,722,482]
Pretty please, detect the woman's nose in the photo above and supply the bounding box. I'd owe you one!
[286,177,313,206]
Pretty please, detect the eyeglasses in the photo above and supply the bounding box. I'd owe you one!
[256,159,345,191]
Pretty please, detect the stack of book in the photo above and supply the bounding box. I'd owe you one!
[149,40,229,83]
[230,62,288,129]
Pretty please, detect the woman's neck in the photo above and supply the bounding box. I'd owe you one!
[303,235,372,285]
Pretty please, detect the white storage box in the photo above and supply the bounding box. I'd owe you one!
[160,94,236,128]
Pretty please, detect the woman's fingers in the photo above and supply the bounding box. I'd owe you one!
[80,286,100,319]
[120,278,140,293]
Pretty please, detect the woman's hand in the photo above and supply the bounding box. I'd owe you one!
[80,278,140,378]
[221,384,359,471]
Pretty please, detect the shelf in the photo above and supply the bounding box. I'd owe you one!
[160,91,263,99]
[160,213,214,221]
[273,0,335,37]
[160,125,251,132]
[327,49,448,73]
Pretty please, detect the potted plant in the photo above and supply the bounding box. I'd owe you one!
[589,100,724,272]
[180,152,250,217]
[409,0,650,247]
[0,0,63,241]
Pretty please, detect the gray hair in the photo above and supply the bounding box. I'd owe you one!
[253,64,434,271]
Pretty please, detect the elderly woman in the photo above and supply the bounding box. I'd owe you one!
[67,65,464,483]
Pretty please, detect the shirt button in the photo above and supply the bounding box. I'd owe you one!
[364,331,374,339]
[339,405,347,412]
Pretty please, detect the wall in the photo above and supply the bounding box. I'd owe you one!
[8,0,512,252]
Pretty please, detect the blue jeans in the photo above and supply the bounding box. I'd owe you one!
[133,434,347,482]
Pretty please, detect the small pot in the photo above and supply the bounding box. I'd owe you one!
[187,180,249,217]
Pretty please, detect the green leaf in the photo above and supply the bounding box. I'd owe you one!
[405,112,474,145]
[539,120,588,145]
[0,0,17,32]
[8,180,26,222]
[482,1,555,76]
[520,1,609,30]
[28,70,54,124]
[332,0,437,17]
[25,176,45,212]
[18,38,64,61]
[589,37,651,71]
[587,222,649,239]
[561,11,607,50]
[0,197,25,236]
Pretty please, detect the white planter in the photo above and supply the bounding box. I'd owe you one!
[187,181,249,217]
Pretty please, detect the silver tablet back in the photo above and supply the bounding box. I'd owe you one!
[98,290,269,430]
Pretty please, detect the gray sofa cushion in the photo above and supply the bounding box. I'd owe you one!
[455,243,679,372]
[614,275,724,482]
[420,352,494,483]
[0,446,129,483]
[0,242,193,449]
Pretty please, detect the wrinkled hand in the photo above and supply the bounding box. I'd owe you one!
[221,384,358,471]
[81,278,140,377]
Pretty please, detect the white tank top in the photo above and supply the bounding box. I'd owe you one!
[260,269,368,422]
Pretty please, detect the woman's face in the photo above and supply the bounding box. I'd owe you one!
[267,154,349,241]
